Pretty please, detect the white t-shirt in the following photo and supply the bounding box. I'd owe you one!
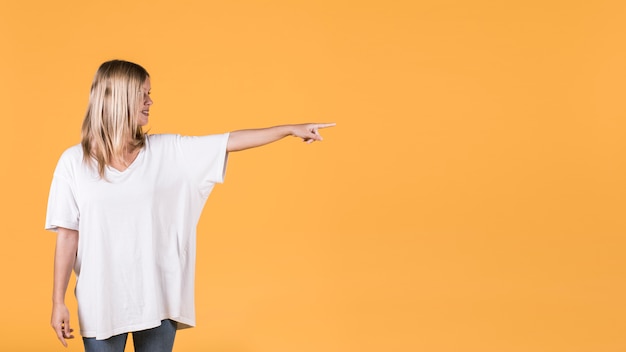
[45,133,229,340]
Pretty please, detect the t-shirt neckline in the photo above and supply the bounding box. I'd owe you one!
[106,147,146,174]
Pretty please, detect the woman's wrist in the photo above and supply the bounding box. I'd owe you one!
[285,124,297,137]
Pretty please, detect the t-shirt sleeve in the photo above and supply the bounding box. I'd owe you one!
[178,133,230,196]
[45,158,80,232]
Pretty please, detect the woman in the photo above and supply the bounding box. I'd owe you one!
[46,60,334,351]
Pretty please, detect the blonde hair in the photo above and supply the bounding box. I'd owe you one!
[81,60,149,178]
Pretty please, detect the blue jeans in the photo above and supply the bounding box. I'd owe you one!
[83,319,177,352]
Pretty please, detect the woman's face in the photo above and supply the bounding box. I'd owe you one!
[137,78,152,126]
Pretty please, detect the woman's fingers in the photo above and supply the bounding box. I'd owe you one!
[52,311,73,347]
[314,122,336,129]
[296,122,335,143]
[54,323,68,347]
[64,325,75,339]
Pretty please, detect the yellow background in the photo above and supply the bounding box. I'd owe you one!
[1,0,625,351]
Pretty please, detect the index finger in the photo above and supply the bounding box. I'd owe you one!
[315,123,336,129]
[55,325,67,347]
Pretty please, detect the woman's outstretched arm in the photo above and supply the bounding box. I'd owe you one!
[51,227,78,347]
[226,123,336,152]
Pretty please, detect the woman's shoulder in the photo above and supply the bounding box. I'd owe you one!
[146,133,179,142]
[145,134,181,149]
[146,133,229,150]
[51,144,84,178]
[57,144,84,163]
